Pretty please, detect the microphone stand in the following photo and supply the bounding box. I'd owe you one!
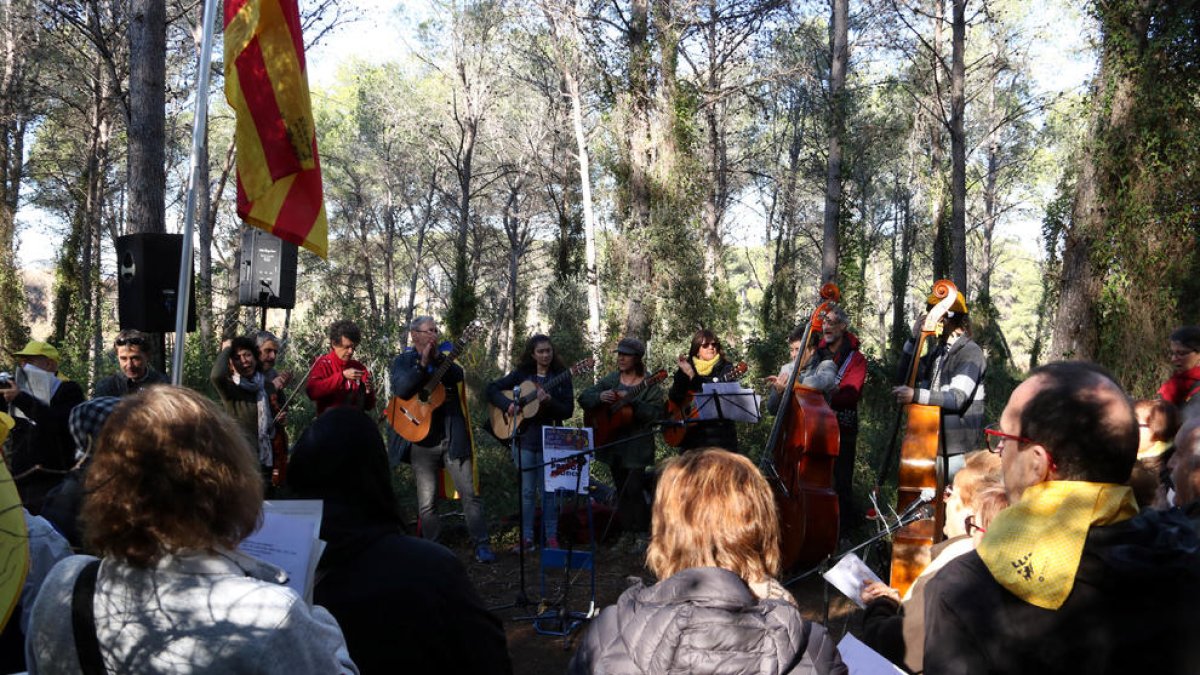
[781,494,936,623]
[491,386,536,612]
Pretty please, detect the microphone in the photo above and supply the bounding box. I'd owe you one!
[896,487,936,522]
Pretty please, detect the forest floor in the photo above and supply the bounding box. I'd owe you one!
[449,534,864,674]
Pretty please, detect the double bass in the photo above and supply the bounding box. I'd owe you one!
[884,279,960,596]
[761,283,842,570]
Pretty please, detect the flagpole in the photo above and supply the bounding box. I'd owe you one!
[172,0,220,385]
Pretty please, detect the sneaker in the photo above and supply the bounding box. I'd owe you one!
[545,536,560,550]
[510,538,535,554]
[474,544,496,564]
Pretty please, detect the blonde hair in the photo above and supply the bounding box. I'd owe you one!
[971,484,1010,531]
[954,449,1002,508]
[647,449,780,584]
[84,386,263,567]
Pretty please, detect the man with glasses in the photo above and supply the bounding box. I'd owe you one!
[924,361,1200,674]
[93,330,168,397]
[306,320,375,415]
[389,316,495,563]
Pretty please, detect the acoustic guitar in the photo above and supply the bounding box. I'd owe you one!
[488,357,595,440]
[385,323,483,443]
[584,369,669,448]
[662,361,749,447]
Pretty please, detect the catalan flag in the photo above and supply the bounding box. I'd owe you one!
[224,0,327,258]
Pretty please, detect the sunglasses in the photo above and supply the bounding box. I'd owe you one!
[115,336,146,347]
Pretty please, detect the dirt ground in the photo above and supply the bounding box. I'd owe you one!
[454,541,864,675]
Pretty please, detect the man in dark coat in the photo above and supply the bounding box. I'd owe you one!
[93,330,169,397]
[923,361,1200,674]
[0,341,85,514]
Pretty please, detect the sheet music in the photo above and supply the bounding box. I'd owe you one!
[823,552,885,609]
[836,633,908,674]
[695,382,761,423]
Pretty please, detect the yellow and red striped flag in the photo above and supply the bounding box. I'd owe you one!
[224,0,328,258]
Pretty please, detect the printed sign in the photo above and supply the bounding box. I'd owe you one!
[543,426,592,494]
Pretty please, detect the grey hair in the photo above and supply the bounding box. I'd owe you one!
[825,303,850,326]
[410,316,436,331]
[253,331,279,349]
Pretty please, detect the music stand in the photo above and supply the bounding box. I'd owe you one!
[692,382,762,425]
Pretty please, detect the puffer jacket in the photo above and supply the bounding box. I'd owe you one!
[568,567,847,675]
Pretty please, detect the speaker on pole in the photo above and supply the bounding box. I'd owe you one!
[117,233,197,332]
[238,228,298,309]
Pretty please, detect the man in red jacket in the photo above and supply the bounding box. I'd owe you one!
[306,320,375,415]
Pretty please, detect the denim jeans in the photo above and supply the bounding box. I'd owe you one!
[515,446,559,543]
[410,439,489,546]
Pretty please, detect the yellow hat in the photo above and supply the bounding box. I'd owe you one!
[926,289,968,315]
[12,340,59,362]
[0,413,12,445]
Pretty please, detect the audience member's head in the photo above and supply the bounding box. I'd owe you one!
[967,484,1010,543]
[83,386,263,566]
[1134,399,1179,452]
[999,361,1137,501]
[288,407,401,530]
[647,449,779,585]
[1170,419,1200,508]
[68,397,121,459]
[944,450,1002,537]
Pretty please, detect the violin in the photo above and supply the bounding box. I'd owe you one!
[885,279,959,596]
[761,283,842,570]
[269,387,289,487]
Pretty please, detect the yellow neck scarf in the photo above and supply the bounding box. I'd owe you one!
[1137,439,1171,460]
[977,481,1137,610]
[693,354,721,377]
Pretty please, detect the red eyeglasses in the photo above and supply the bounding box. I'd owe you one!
[984,424,1036,453]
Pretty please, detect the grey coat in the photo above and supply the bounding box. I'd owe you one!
[568,567,847,675]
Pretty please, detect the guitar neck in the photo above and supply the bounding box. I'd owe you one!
[422,341,467,394]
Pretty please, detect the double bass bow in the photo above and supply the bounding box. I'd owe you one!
[876,279,960,597]
[760,282,842,570]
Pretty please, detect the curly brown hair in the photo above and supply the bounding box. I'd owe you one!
[83,386,263,567]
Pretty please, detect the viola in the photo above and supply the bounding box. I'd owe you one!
[761,283,842,570]
[886,279,960,596]
[662,361,748,447]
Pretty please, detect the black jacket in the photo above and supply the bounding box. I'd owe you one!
[668,358,739,452]
[2,381,85,514]
[93,367,169,397]
[569,567,846,675]
[923,508,1200,674]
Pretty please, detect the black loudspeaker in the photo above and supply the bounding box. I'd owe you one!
[116,233,197,332]
[238,228,298,309]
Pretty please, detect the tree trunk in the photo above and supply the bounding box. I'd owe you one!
[128,0,165,234]
[948,0,967,291]
[623,0,654,341]
[928,0,949,283]
[0,0,34,349]
[821,0,849,285]
[566,64,602,364]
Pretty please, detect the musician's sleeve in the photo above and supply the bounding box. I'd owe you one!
[544,378,573,421]
[668,368,693,403]
[578,374,610,411]
[389,353,424,399]
[306,355,343,401]
[632,380,666,424]
[486,370,521,408]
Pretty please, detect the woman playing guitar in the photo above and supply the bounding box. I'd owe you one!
[578,337,665,547]
[666,329,741,453]
[485,335,576,551]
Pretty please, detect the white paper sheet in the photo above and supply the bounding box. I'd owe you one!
[836,633,908,674]
[543,427,592,494]
[822,552,885,609]
[240,500,324,602]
